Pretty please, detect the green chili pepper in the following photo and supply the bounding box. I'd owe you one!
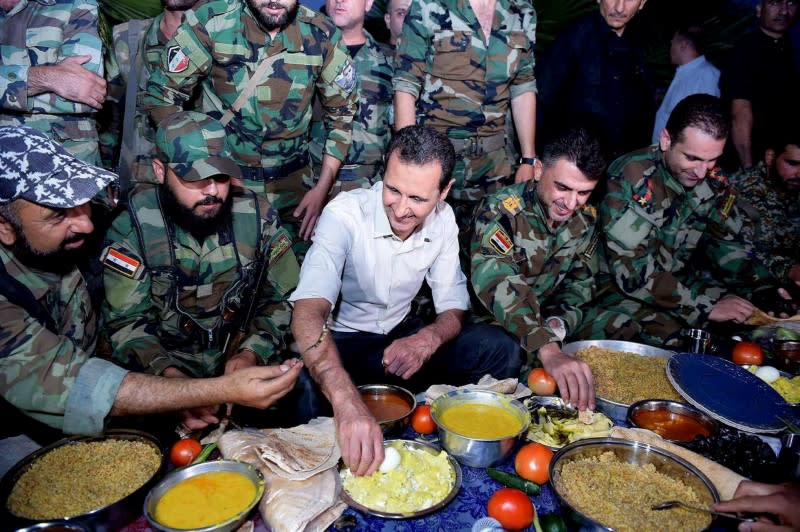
[487,467,541,496]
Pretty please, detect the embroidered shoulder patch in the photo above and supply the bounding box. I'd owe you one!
[487,227,513,255]
[167,45,190,73]
[268,231,292,266]
[581,204,597,217]
[501,195,522,215]
[720,192,736,218]
[334,61,356,93]
[102,247,144,280]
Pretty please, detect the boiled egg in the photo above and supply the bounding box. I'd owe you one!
[755,365,780,384]
[379,446,401,473]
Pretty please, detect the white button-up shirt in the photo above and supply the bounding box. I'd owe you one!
[290,182,469,334]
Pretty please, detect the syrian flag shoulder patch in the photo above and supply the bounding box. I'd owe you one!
[102,246,144,280]
[167,45,190,73]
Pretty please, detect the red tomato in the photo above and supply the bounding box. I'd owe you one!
[515,442,554,485]
[487,487,535,530]
[732,341,764,366]
[411,404,437,434]
[527,368,557,396]
[170,438,202,467]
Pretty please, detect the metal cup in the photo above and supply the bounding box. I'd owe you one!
[683,329,716,354]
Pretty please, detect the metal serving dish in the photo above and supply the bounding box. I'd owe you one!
[144,460,264,532]
[339,439,462,519]
[562,340,676,421]
[358,384,416,436]
[0,430,164,532]
[14,523,90,532]
[627,400,718,443]
[430,389,530,468]
[550,438,719,531]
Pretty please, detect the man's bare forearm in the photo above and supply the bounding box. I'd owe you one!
[418,309,464,351]
[110,373,229,416]
[731,98,754,168]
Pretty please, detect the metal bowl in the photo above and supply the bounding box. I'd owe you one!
[144,460,264,532]
[339,439,462,519]
[430,389,530,468]
[0,430,165,532]
[562,340,676,420]
[525,396,613,450]
[550,438,719,531]
[627,400,718,443]
[14,523,90,532]
[358,384,416,436]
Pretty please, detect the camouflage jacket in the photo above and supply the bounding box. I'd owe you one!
[0,247,128,435]
[598,146,773,324]
[471,182,597,356]
[309,30,392,187]
[102,185,299,378]
[732,161,800,284]
[393,0,536,139]
[100,16,161,183]
[144,0,358,170]
[0,0,103,164]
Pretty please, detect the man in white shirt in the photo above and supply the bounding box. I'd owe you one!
[652,24,720,143]
[290,126,520,476]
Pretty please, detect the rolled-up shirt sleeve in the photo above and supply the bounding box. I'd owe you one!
[427,206,469,314]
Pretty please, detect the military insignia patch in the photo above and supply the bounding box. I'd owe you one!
[334,61,356,93]
[102,247,143,279]
[268,231,292,266]
[488,228,513,255]
[720,192,736,218]
[501,195,522,215]
[167,45,189,73]
[582,204,597,217]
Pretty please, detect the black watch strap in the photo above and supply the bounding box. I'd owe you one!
[519,157,537,166]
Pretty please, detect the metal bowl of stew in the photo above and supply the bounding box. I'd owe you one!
[358,384,416,436]
[627,400,718,443]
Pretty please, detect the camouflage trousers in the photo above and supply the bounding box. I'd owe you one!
[239,165,312,261]
[574,290,685,347]
[0,115,101,165]
[448,149,514,276]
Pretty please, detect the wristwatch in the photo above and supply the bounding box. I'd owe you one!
[519,156,538,166]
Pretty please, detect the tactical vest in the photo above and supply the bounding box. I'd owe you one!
[127,185,264,352]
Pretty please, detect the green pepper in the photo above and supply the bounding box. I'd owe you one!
[539,513,567,532]
[777,327,800,341]
[486,467,541,496]
[190,442,217,464]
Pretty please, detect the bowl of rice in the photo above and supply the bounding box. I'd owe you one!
[550,437,719,531]
[0,430,164,530]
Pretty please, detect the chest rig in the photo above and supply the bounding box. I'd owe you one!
[127,185,263,352]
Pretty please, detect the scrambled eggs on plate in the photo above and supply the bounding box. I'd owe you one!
[340,441,455,514]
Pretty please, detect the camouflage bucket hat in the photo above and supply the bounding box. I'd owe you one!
[0,126,117,208]
[154,111,241,182]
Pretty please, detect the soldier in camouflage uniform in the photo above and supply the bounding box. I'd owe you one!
[471,126,606,411]
[578,95,780,345]
[102,111,300,431]
[308,0,392,194]
[732,132,800,286]
[393,0,539,254]
[144,0,359,255]
[0,125,302,440]
[0,0,106,165]
[100,0,201,189]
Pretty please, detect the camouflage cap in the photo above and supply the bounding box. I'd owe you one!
[154,111,241,182]
[0,126,117,208]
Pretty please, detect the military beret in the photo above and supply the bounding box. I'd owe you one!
[0,126,117,208]
[154,111,241,182]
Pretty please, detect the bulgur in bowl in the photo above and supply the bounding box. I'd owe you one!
[0,430,165,530]
[550,437,718,532]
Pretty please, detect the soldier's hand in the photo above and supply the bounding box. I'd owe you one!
[294,186,328,240]
[333,396,384,477]
[538,343,595,411]
[228,359,303,409]
[514,163,535,183]
[224,349,258,374]
[179,405,220,430]
[789,265,800,287]
[709,295,755,323]
[50,56,107,109]
[382,330,435,379]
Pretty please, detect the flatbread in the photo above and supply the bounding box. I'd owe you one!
[257,417,339,480]
[425,375,531,402]
[610,427,746,500]
[747,307,800,327]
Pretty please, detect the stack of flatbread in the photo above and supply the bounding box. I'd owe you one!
[425,374,532,403]
[219,417,346,532]
[747,307,800,328]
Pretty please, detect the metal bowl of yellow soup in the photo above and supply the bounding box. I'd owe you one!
[431,389,531,467]
[144,460,264,532]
